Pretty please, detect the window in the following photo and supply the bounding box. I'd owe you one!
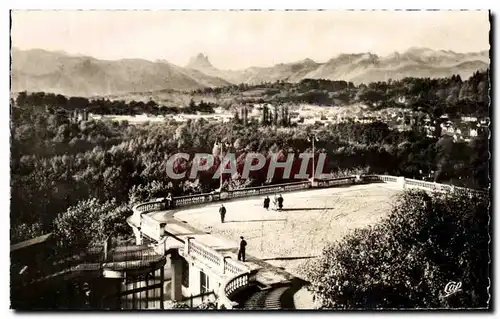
[200,271,210,294]
[181,258,189,288]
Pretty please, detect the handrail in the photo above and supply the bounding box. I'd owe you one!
[218,271,250,309]
[184,237,222,271]
[375,174,487,196]
[131,175,487,225]
[182,237,250,309]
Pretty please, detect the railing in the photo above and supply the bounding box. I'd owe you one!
[174,193,217,208]
[184,237,249,276]
[130,181,314,239]
[316,176,357,188]
[226,181,311,200]
[181,291,217,308]
[184,238,222,271]
[218,271,250,309]
[140,214,166,241]
[405,178,452,193]
[360,175,384,183]
[131,175,487,234]
[182,236,250,309]
[129,199,168,231]
[375,175,487,197]
[223,257,248,276]
[376,175,399,183]
[134,200,167,213]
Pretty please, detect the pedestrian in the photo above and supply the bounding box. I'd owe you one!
[238,236,247,262]
[263,196,270,210]
[277,194,284,210]
[219,204,226,223]
[165,192,173,208]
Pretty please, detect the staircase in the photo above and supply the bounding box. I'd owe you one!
[233,283,294,310]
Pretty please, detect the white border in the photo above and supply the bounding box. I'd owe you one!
[1,2,497,319]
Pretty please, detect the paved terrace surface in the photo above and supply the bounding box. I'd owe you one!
[148,212,295,287]
[148,182,402,308]
[173,183,402,280]
[149,206,309,309]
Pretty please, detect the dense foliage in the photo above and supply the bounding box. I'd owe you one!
[11,79,489,248]
[307,191,490,309]
[15,91,216,116]
[194,71,489,117]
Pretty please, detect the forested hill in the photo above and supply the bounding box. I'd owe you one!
[11,93,489,246]
[16,70,489,119]
[192,70,490,117]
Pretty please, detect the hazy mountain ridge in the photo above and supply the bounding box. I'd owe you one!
[11,48,231,96]
[11,47,489,96]
[185,48,489,85]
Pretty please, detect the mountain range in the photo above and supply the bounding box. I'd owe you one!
[11,47,489,97]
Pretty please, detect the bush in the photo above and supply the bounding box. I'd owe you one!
[53,198,131,251]
[307,190,489,309]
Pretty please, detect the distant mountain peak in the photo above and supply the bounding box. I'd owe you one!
[186,53,214,69]
[405,46,435,54]
[299,58,317,65]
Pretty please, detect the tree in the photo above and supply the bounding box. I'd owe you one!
[53,198,129,251]
[307,190,489,309]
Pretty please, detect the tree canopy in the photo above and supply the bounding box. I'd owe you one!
[306,190,489,309]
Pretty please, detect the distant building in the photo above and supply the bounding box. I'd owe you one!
[461,116,478,123]
[355,116,376,124]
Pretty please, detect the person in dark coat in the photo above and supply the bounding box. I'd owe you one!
[219,204,226,223]
[277,194,284,210]
[165,193,173,208]
[263,196,270,210]
[238,236,247,262]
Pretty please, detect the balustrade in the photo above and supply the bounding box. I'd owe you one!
[185,238,222,271]
[377,175,485,197]
[218,272,250,309]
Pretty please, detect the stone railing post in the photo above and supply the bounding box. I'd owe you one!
[221,256,230,276]
[185,236,194,256]
[397,176,406,190]
[155,236,167,256]
[133,226,143,245]
[158,222,166,239]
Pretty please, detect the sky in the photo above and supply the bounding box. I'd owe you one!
[11,10,490,70]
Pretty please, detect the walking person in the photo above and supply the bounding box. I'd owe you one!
[277,194,284,210]
[165,192,173,208]
[238,236,247,262]
[263,196,270,210]
[219,204,226,223]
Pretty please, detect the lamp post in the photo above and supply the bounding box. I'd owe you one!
[218,140,231,191]
[307,134,319,184]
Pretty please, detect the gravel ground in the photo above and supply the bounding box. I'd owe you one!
[174,183,402,281]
